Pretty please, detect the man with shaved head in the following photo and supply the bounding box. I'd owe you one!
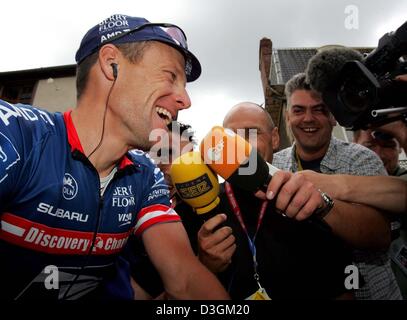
[222,102,279,163]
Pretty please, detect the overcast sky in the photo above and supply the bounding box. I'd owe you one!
[1,0,406,141]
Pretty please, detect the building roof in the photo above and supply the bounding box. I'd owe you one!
[270,48,317,85]
[0,65,76,82]
[269,47,373,86]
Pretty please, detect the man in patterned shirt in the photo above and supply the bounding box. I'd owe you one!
[272,73,401,299]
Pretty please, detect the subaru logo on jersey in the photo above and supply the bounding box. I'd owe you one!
[63,173,78,200]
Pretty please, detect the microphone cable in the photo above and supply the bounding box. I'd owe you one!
[87,77,117,159]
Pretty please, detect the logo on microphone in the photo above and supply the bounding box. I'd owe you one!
[175,173,213,199]
[207,140,224,162]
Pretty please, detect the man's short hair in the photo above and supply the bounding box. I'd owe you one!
[76,42,150,99]
[168,121,196,145]
[284,73,311,98]
[284,72,321,108]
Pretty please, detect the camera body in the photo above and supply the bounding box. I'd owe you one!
[321,21,407,130]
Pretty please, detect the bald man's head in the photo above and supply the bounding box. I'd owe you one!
[223,102,279,162]
[224,101,274,126]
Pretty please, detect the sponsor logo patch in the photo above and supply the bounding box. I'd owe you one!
[0,132,21,183]
[63,173,78,200]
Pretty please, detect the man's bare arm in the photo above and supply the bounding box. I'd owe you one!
[300,171,407,213]
[142,222,230,300]
[266,171,391,250]
[324,200,390,250]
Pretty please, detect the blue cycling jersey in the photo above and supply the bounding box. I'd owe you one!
[0,100,179,300]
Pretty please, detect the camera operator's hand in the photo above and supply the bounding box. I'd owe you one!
[395,74,407,82]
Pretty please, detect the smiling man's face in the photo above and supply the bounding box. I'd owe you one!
[110,41,191,150]
[286,89,336,157]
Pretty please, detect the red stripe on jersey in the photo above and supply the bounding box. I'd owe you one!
[134,215,181,236]
[135,204,181,236]
[0,213,131,255]
[63,110,133,169]
[138,204,174,219]
[63,110,84,154]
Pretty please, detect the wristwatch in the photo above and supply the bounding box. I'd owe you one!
[314,190,335,220]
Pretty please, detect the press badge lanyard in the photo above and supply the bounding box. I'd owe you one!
[295,149,304,171]
[225,182,268,291]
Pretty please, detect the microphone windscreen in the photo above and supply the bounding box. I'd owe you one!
[170,151,220,215]
[306,47,363,93]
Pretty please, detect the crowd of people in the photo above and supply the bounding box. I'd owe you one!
[0,13,406,301]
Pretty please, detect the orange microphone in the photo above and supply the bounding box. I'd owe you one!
[200,126,332,232]
[200,126,279,192]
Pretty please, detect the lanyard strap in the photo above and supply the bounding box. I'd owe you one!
[295,149,304,171]
[225,182,268,289]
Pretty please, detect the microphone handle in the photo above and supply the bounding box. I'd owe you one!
[260,175,271,192]
[196,205,226,231]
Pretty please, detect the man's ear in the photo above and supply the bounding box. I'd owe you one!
[285,109,292,131]
[285,106,291,122]
[328,113,337,127]
[98,44,120,81]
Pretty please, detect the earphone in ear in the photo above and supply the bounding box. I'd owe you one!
[111,63,118,79]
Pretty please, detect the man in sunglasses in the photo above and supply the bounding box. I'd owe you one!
[353,130,407,178]
[0,14,229,300]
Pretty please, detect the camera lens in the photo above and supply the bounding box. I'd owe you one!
[339,76,376,113]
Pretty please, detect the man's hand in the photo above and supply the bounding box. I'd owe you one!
[255,170,325,221]
[395,74,407,82]
[198,214,236,273]
[265,171,392,249]
[298,170,338,197]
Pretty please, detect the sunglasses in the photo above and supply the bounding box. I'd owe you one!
[371,131,395,141]
[102,22,188,50]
